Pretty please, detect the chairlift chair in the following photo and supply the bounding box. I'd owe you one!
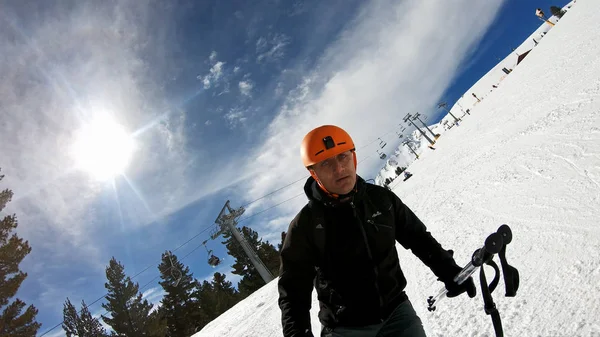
[166,251,182,287]
[377,150,387,160]
[208,254,221,267]
[378,137,387,149]
[202,240,221,267]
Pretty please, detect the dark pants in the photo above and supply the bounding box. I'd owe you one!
[322,300,427,337]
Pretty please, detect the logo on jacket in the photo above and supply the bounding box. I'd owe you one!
[371,211,382,218]
[316,224,324,229]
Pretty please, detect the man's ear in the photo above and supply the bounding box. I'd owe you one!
[309,168,319,182]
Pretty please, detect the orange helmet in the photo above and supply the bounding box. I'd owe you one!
[301,125,356,167]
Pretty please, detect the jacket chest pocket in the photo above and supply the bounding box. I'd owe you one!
[364,218,396,259]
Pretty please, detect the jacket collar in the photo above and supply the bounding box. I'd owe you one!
[304,175,366,208]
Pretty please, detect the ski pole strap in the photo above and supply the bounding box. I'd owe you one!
[486,260,501,293]
[480,262,503,337]
[499,244,520,297]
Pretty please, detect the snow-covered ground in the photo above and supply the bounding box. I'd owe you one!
[193,1,600,336]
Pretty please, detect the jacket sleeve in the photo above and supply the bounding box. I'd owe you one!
[391,192,459,282]
[278,209,316,337]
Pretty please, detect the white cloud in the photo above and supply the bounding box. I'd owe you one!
[239,80,254,97]
[275,81,285,96]
[233,66,241,74]
[224,106,247,128]
[209,50,218,63]
[203,76,211,89]
[43,329,69,337]
[202,61,226,89]
[212,62,225,79]
[266,216,290,230]
[91,307,114,333]
[256,37,268,52]
[240,0,506,235]
[217,81,231,96]
[256,33,291,63]
[205,120,212,126]
[142,286,166,311]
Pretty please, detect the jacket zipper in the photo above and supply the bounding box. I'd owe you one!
[366,219,392,231]
[350,201,385,317]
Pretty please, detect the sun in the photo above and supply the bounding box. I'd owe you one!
[71,114,135,181]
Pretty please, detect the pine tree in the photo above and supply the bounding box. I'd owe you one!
[193,280,217,323]
[158,251,204,337]
[101,257,167,337]
[62,298,107,337]
[257,238,280,277]
[278,232,287,252]
[222,226,279,298]
[209,273,239,315]
[0,169,41,337]
[190,273,240,326]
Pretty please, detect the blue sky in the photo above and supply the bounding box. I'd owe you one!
[0,0,567,335]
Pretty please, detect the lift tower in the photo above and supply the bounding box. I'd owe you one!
[211,200,275,284]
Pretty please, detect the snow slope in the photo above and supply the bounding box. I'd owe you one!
[193,1,600,336]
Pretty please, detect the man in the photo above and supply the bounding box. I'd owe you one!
[278,125,476,337]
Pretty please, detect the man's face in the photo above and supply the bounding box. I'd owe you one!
[311,150,357,195]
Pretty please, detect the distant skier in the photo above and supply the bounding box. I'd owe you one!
[278,125,475,337]
[403,170,413,181]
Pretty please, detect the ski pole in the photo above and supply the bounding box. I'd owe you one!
[427,231,504,311]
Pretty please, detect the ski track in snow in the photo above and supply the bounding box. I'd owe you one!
[193,1,600,336]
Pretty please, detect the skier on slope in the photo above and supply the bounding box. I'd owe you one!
[278,125,476,337]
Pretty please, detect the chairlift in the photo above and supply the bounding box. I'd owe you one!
[377,149,387,160]
[208,254,221,267]
[166,251,182,287]
[202,240,221,267]
[396,132,404,139]
[378,137,387,149]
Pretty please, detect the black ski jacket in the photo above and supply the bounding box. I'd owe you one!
[278,176,459,337]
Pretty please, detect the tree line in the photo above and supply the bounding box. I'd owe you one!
[0,168,283,337]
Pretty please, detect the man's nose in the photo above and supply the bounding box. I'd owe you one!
[332,159,345,174]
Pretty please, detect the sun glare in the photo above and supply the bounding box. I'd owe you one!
[71,115,135,181]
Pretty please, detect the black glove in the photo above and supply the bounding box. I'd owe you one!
[445,274,476,298]
[441,264,477,298]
